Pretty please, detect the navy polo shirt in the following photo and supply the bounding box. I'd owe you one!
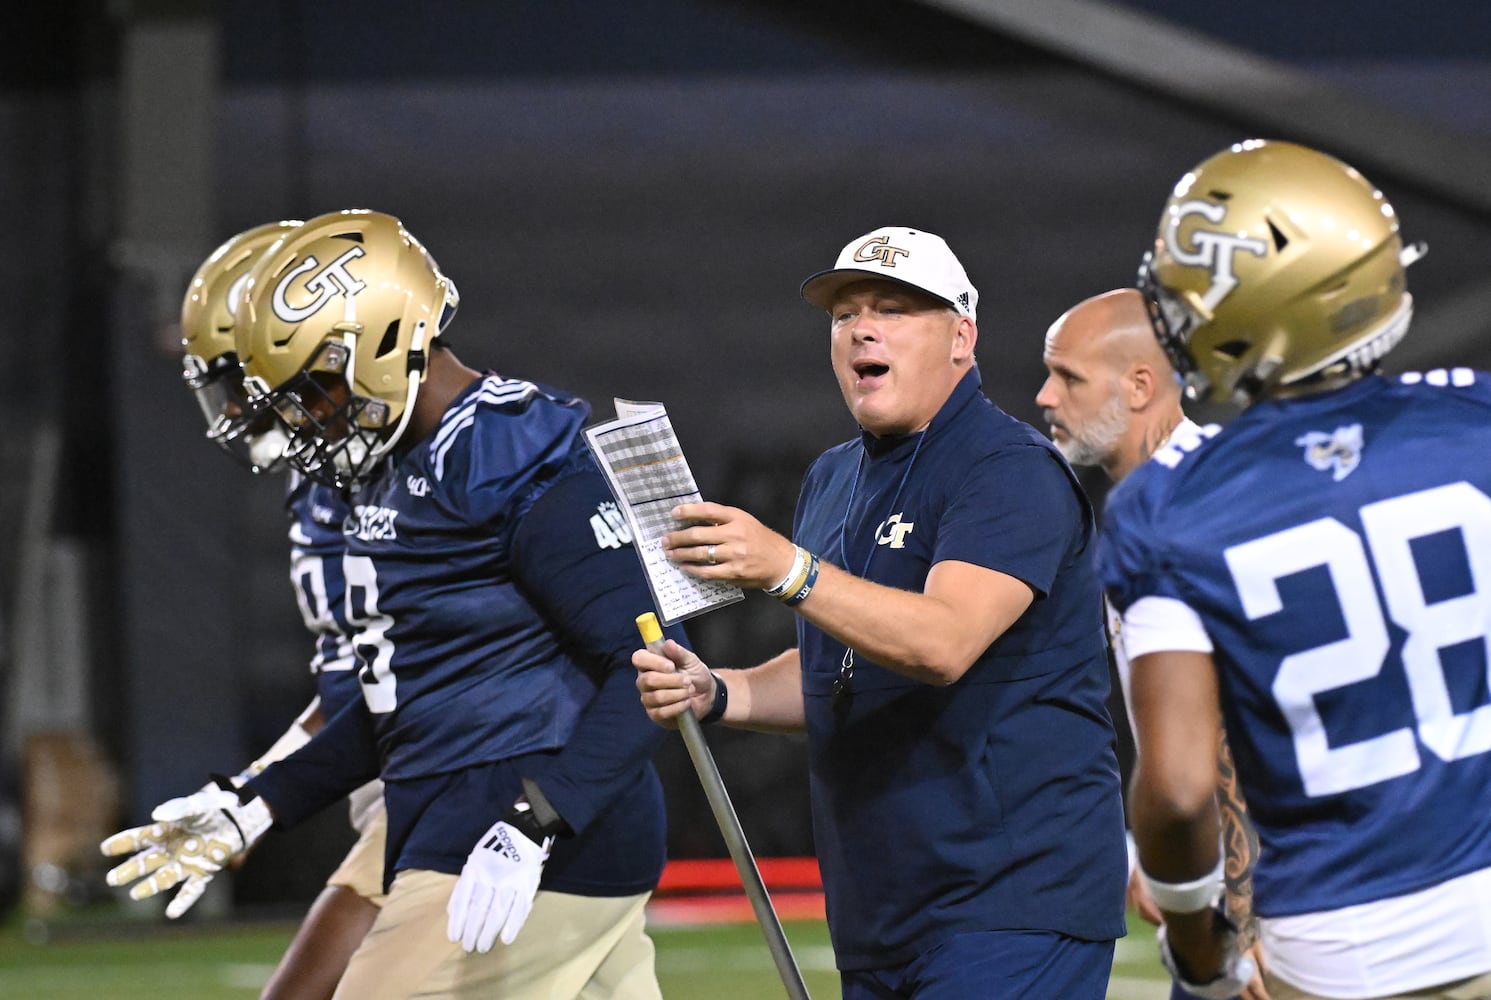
[794,369,1127,970]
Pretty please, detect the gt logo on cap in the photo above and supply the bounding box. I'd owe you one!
[853,235,910,269]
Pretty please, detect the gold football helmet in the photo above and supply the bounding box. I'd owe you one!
[1138,139,1424,405]
[235,209,459,487]
[180,220,302,471]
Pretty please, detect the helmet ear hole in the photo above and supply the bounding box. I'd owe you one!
[1213,340,1251,361]
[376,320,400,359]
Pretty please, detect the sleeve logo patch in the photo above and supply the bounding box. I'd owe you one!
[590,501,634,550]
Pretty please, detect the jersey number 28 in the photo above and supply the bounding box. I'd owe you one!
[1225,482,1491,797]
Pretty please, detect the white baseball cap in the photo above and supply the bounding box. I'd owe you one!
[800,226,978,322]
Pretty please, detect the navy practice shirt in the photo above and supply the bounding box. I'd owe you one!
[1101,371,1491,919]
[250,374,677,896]
[795,369,1128,970]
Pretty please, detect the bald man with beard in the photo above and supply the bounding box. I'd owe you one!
[1037,289,1267,1000]
[1036,288,1193,481]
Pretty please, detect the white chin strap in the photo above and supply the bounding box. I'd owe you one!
[333,300,377,478]
[368,319,430,466]
[333,281,430,474]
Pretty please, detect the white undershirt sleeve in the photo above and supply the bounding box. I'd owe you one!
[1120,595,1213,659]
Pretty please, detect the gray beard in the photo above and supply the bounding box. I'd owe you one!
[1055,393,1129,469]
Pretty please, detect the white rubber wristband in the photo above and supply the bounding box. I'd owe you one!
[764,545,809,598]
[1139,855,1224,914]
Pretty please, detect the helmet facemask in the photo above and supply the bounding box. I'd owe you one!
[246,340,396,490]
[1137,250,1212,400]
[182,350,292,473]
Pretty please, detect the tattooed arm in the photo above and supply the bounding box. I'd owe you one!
[1218,728,1271,999]
[1217,729,1260,947]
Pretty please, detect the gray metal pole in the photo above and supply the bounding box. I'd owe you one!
[637,614,812,1000]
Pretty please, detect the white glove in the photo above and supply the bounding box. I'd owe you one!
[1158,918,1258,1000]
[100,782,273,918]
[446,818,551,952]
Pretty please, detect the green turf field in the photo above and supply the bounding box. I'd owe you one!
[0,911,1171,998]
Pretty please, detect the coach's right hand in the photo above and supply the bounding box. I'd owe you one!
[633,639,716,729]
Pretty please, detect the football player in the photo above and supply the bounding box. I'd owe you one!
[111,208,680,1000]
[1102,140,1491,999]
[1037,288,1264,1000]
[105,219,388,1000]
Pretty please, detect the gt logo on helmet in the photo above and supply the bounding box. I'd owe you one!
[272,246,369,323]
[1164,200,1268,312]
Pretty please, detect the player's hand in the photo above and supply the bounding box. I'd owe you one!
[1238,940,1271,1000]
[100,782,273,918]
[1126,864,1164,925]
[633,639,715,728]
[663,501,797,590]
[447,819,551,952]
[1158,910,1260,1000]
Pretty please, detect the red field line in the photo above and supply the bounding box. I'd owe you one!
[648,857,826,924]
[655,857,822,893]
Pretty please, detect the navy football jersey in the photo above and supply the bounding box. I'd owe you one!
[1100,370,1491,918]
[285,473,360,718]
[794,370,1127,971]
[343,375,617,778]
[252,373,672,895]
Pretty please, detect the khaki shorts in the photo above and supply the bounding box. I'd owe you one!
[1268,969,1491,1000]
[326,797,388,905]
[331,868,659,1000]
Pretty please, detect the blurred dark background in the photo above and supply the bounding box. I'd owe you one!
[3,0,1490,917]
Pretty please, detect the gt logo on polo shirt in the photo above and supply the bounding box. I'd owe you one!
[876,513,914,549]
